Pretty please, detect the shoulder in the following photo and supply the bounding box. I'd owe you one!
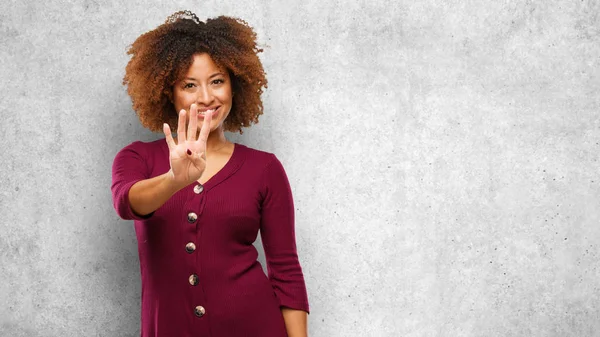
[237,144,291,186]
[115,138,166,158]
[112,139,167,173]
[237,143,279,169]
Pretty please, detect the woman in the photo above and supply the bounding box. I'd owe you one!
[111,10,309,337]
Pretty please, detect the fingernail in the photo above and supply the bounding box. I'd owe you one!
[187,149,192,155]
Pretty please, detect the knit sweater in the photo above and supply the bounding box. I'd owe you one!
[111,139,309,337]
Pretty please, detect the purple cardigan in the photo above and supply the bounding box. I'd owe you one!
[111,139,309,337]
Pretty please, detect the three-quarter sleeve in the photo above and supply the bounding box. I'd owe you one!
[259,154,310,313]
[111,141,154,220]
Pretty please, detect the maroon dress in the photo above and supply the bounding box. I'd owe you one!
[111,139,309,337]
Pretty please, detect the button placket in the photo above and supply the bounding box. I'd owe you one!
[188,184,206,319]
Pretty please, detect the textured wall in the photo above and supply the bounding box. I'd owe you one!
[1,0,599,336]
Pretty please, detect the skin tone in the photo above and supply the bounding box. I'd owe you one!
[169,53,236,185]
[282,308,308,337]
[127,53,308,336]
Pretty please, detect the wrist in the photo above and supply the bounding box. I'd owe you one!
[164,170,189,192]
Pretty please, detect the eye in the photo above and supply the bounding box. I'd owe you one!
[184,83,196,89]
[212,79,225,85]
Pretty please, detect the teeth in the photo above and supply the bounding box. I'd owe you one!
[199,108,217,115]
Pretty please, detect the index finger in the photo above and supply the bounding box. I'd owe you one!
[163,123,176,150]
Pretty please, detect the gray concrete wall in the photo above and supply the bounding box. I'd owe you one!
[1,0,599,336]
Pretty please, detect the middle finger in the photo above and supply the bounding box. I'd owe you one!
[177,109,187,143]
[187,104,198,142]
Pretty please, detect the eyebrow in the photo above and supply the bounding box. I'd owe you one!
[184,72,225,81]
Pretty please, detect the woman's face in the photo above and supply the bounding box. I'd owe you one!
[172,53,233,133]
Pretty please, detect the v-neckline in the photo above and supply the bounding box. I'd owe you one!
[197,143,238,187]
[161,141,246,193]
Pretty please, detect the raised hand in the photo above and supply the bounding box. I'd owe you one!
[163,104,213,187]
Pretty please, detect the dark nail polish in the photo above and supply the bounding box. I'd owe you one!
[187,149,192,155]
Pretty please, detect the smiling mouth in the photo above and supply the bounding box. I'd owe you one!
[198,106,219,116]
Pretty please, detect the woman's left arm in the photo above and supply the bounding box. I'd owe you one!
[259,154,310,335]
[282,307,308,337]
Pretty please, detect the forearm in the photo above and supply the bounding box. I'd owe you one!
[281,307,308,337]
[128,171,185,216]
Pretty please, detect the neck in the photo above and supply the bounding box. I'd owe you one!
[205,126,230,153]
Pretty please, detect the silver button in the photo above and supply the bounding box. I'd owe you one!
[194,305,206,317]
[189,274,199,286]
[185,242,196,253]
[194,184,204,194]
[187,212,197,223]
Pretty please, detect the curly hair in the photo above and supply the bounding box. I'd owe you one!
[123,10,268,134]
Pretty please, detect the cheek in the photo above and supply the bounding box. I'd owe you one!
[218,91,233,111]
[217,83,233,101]
[173,91,194,110]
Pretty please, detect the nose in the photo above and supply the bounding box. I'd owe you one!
[195,85,213,105]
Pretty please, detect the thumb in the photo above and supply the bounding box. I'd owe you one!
[187,150,206,171]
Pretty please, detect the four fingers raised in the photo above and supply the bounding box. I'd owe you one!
[166,104,214,182]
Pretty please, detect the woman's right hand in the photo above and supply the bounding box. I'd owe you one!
[163,103,213,188]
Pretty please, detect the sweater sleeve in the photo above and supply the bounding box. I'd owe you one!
[259,154,310,313]
[111,141,155,220]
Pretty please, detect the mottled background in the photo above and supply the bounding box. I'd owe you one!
[1,0,599,336]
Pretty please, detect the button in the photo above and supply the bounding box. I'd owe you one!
[189,274,199,286]
[187,212,197,223]
[194,305,205,317]
[185,242,196,253]
[194,184,204,194]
